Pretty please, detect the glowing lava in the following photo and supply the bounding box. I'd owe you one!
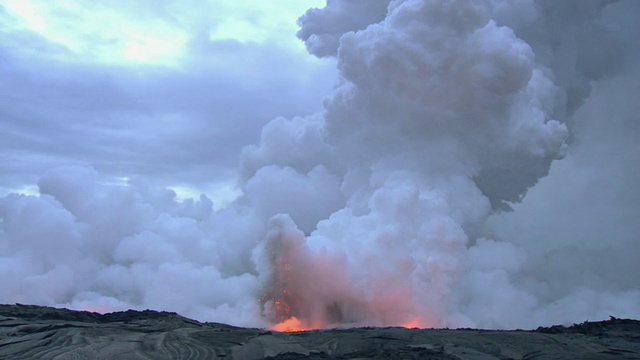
[270,316,314,332]
[402,317,424,329]
[258,216,436,331]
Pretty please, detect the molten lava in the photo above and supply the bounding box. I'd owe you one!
[401,317,423,329]
[270,316,315,332]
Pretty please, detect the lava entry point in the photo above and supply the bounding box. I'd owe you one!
[1,304,639,359]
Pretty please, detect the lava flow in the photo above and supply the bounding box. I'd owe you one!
[271,316,314,332]
[257,217,327,332]
[260,274,322,332]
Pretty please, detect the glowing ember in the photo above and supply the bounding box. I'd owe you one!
[270,316,314,332]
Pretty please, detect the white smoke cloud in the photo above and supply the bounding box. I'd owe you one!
[0,0,638,330]
[297,0,391,58]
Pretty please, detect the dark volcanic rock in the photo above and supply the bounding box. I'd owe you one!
[1,304,639,359]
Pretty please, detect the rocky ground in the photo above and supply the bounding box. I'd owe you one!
[0,304,639,359]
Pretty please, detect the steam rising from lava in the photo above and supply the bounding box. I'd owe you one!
[252,0,569,328]
[1,0,639,330]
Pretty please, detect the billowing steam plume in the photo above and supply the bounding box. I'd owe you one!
[1,0,638,330]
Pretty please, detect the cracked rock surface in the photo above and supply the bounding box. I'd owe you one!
[1,304,639,359]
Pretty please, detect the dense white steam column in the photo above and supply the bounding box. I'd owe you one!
[249,0,570,328]
[1,0,638,329]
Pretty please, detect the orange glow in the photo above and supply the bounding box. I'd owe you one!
[402,317,423,329]
[270,316,315,332]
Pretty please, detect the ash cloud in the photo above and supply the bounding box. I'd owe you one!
[0,0,638,330]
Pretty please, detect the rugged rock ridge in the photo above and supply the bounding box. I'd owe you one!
[0,304,639,359]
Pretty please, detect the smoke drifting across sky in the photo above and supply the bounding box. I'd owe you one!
[0,0,638,329]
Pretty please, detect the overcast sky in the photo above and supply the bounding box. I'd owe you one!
[0,0,336,203]
[0,0,638,330]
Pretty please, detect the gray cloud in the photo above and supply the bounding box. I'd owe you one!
[0,7,336,194]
